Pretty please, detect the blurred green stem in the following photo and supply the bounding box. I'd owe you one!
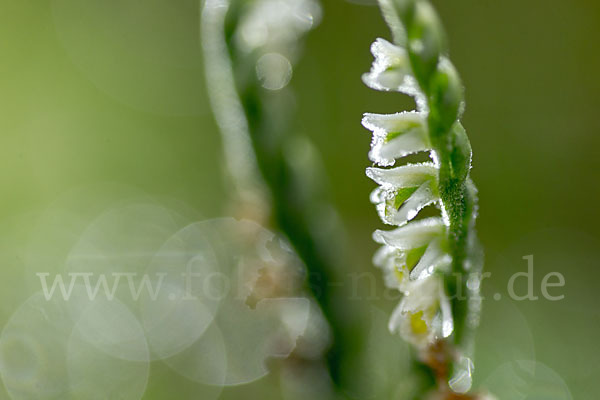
[201,0,356,393]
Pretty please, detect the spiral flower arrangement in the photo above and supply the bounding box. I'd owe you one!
[363,0,490,398]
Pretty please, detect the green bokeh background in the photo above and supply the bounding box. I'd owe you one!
[1,0,599,398]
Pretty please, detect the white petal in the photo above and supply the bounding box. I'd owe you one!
[388,276,442,347]
[362,112,431,166]
[410,236,452,281]
[438,283,454,338]
[366,163,437,189]
[373,245,410,291]
[402,275,441,311]
[388,299,406,334]
[373,245,398,271]
[371,38,406,67]
[392,181,439,226]
[362,111,425,134]
[362,39,411,92]
[373,217,445,250]
[370,181,438,226]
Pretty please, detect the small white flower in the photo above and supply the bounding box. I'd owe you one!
[362,38,412,92]
[366,163,438,192]
[362,111,430,166]
[370,182,439,227]
[373,237,451,290]
[388,274,453,348]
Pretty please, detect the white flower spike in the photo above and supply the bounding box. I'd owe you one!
[363,0,486,398]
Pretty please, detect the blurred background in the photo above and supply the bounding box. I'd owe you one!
[0,0,599,399]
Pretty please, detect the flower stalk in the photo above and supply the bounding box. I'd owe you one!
[363,0,489,398]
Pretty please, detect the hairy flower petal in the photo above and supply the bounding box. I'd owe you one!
[373,217,445,250]
[363,111,431,166]
[366,163,437,189]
